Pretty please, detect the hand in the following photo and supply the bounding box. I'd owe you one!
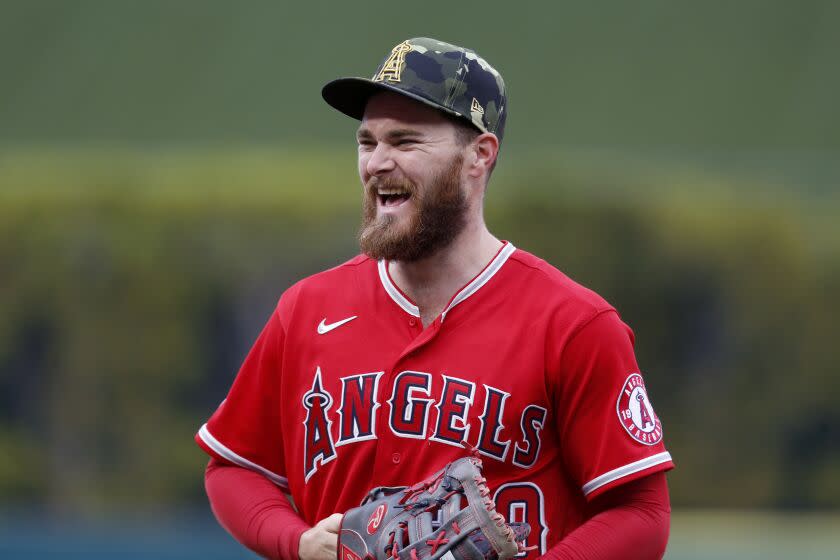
[299,513,343,560]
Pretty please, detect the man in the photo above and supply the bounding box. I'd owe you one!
[196,38,674,560]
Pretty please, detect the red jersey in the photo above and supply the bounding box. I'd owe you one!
[196,243,674,555]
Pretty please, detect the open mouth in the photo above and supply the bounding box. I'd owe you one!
[378,188,411,208]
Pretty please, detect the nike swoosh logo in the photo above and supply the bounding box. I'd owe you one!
[317,315,358,335]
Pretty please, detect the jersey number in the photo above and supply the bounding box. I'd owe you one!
[493,483,548,558]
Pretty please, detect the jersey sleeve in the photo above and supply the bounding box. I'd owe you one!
[195,302,289,491]
[553,310,674,500]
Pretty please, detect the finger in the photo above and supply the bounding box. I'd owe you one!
[323,536,338,554]
[321,512,344,533]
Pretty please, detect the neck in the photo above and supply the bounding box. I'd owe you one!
[388,220,503,326]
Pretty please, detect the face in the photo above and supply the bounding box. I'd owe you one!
[356,92,469,262]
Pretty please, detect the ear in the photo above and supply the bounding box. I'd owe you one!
[466,132,499,181]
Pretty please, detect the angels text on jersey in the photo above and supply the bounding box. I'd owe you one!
[302,366,548,482]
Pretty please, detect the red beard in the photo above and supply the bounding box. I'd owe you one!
[359,153,467,262]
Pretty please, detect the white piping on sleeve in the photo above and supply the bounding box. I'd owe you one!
[582,452,672,496]
[198,424,289,489]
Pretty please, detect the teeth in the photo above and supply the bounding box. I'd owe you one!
[378,188,409,195]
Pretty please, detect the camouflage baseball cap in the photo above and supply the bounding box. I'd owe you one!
[322,37,508,142]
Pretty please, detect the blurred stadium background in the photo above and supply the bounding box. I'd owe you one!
[1,1,839,558]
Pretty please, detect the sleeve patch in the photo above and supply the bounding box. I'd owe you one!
[616,373,663,446]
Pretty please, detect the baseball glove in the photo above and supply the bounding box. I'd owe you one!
[338,456,531,560]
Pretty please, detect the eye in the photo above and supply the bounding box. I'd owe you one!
[395,138,417,147]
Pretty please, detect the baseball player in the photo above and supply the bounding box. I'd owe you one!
[196,38,674,560]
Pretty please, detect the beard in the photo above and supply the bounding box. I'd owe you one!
[359,153,468,262]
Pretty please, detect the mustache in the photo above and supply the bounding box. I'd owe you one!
[365,175,417,196]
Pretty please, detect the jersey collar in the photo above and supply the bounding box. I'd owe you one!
[377,242,517,322]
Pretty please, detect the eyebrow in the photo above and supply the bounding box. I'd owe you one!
[356,127,424,142]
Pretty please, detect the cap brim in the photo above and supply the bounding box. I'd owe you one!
[321,77,471,125]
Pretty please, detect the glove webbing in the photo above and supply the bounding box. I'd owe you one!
[384,469,531,559]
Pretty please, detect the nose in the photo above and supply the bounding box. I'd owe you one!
[364,142,396,178]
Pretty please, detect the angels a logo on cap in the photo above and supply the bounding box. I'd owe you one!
[616,373,663,445]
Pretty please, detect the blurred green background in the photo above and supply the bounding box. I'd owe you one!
[1,0,839,558]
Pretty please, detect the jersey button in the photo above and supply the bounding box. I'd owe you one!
[392,453,401,464]
[408,318,417,327]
